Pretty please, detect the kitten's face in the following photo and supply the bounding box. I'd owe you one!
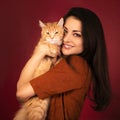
[39,19,64,46]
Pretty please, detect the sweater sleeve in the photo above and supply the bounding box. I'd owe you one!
[30,56,90,99]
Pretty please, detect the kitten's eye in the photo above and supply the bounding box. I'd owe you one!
[46,31,49,34]
[55,31,58,34]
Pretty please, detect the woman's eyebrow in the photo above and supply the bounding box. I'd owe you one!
[64,26,82,33]
[73,30,82,33]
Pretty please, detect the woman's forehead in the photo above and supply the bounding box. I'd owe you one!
[64,16,82,31]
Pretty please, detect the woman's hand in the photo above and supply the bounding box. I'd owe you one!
[33,42,60,58]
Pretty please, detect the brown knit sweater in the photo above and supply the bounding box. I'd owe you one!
[30,55,92,120]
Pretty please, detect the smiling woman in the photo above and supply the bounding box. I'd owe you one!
[62,16,83,55]
[15,7,111,120]
[63,7,111,111]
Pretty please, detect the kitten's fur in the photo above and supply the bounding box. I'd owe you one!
[14,18,64,120]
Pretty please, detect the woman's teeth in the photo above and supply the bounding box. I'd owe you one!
[64,44,73,49]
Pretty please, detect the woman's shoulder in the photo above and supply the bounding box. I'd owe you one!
[71,55,85,60]
[69,55,90,72]
[55,55,89,72]
[70,55,88,65]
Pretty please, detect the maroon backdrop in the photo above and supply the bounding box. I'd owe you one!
[0,0,120,120]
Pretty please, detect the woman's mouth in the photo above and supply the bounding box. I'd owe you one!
[63,44,73,49]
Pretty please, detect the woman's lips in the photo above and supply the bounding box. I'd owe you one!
[63,44,73,49]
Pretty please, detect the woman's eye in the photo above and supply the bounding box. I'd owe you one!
[64,29,67,35]
[73,33,82,37]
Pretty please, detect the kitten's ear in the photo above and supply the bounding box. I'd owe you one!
[39,20,46,28]
[57,18,64,26]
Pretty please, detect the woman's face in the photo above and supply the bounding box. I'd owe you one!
[62,16,83,55]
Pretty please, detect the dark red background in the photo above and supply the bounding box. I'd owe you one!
[0,0,120,120]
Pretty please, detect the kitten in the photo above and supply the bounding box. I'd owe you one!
[14,18,64,120]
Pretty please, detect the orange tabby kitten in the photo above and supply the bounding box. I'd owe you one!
[14,18,64,120]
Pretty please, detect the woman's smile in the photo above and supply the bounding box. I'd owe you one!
[63,43,74,49]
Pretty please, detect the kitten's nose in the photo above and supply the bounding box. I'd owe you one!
[50,36,54,39]
[50,33,55,39]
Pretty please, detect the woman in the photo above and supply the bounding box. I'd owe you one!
[16,7,111,120]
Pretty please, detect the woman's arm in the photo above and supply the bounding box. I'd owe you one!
[30,56,91,99]
[16,43,59,102]
[16,54,44,102]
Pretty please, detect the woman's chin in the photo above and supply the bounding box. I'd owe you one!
[62,52,71,56]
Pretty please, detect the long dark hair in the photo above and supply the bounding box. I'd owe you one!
[63,7,111,111]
